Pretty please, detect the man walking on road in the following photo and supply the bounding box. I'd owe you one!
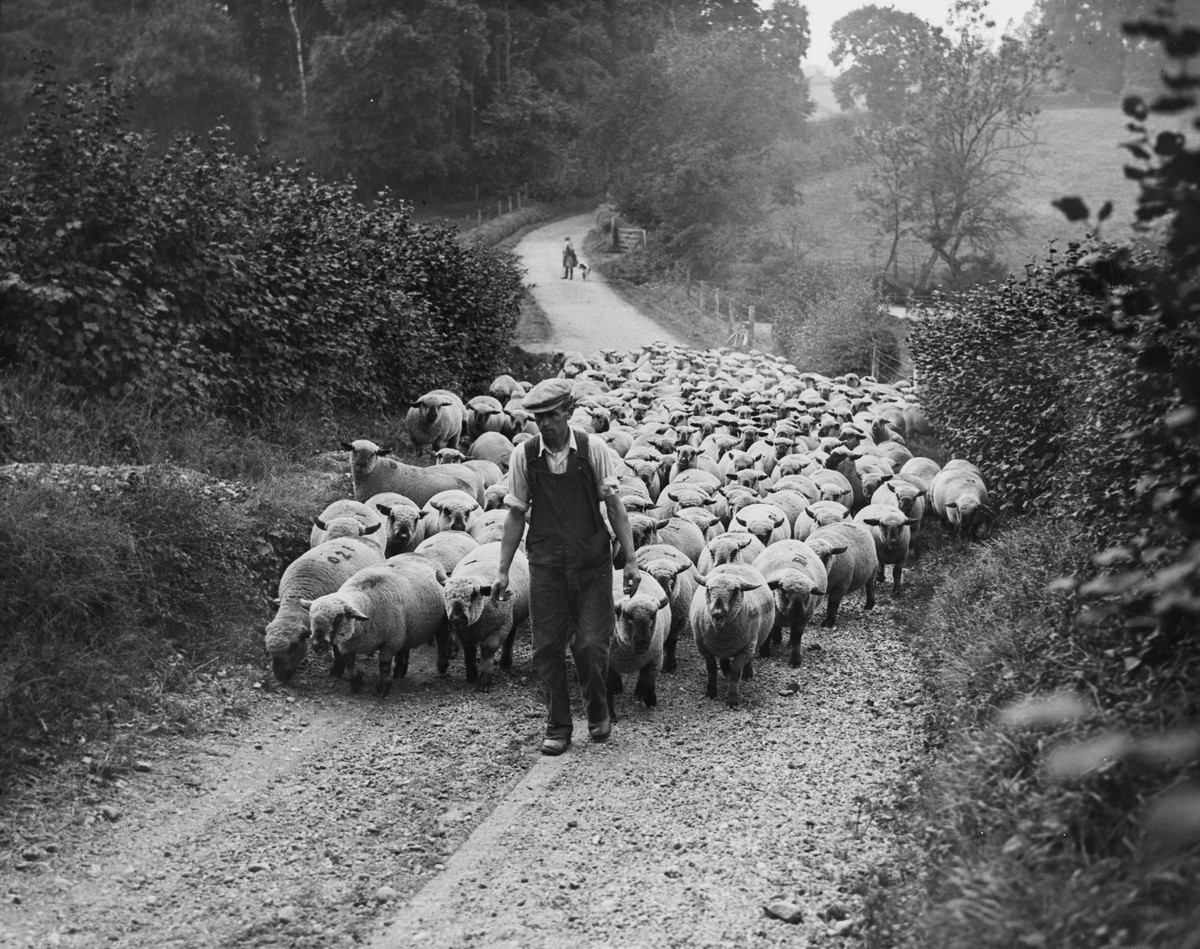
[562,237,578,279]
[491,378,640,756]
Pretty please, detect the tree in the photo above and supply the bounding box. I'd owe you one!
[852,1,1053,291]
[829,5,937,113]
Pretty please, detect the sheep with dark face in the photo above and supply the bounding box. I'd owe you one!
[621,512,706,567]
[689,563,776,707]
[696,531,766,575]
[930,459,991,540]
[405,389,465,453]
[606,572,672,721]
[263,538,384,683]
[753,540,828,668]
[728,502,791,547]
[421,489,483,537]
[303,554,449,697]
[442,543,530,691]
[854,503,917,595]
[309,499,385,552]
[373,496,426,557]
[635,544,698,674]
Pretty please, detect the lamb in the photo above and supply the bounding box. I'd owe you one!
[412,530,480,578]
[442,542,531,690]
[804,521,879,627]
[421,489,483,537]
[263,537,384,683]
[689,563,776,707]
[483,480,510,511]
[635,544,699,674]
[374,496,426,556]
[930,459,991,540]
[303,554,449,697]
[309,499,385,551]
[342,439,484,507]
[854,503,917,595]
[753,539,829,668]
[405,388,466,452]
[605,572,672,721]
[697,531,766,575]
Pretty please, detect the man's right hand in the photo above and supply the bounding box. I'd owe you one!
[489,572,510,604]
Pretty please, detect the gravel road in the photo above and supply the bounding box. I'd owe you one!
[0,216,924,948]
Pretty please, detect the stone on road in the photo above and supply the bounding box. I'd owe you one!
[514,212,684,354]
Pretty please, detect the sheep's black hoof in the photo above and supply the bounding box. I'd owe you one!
[349,674,364,694]
[374,679,392,698]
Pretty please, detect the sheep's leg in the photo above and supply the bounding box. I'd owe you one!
[393,648,410,679]
[329,644,346,678]
[788,619,807,669]
[499,621,517,669]
[605,668,621,723]
[892,562,904,596]
[635,664,658,709]
[719,657,732,676]
[698,645,719,700]
[823,595,842,628]
[463,642,479,683]
[435,621,451,677]
[344,653,363,693]
[375,647,397,698]
[740,657,754,680]
[662,628,678,674]
[725,654,748,707]
[477,638,498,692]
[865,573,876,611]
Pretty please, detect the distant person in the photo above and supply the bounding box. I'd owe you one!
[562,237,577,279]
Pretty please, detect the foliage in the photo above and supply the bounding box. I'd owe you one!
[830,4,934,114]
[0,69,525,419]
[846,1,1054,292]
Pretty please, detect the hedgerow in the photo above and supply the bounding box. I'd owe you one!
[0,67,525,420]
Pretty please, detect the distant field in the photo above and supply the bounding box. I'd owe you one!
[792,105,1159,282]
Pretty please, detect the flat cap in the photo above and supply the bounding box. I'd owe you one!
[521,377,574,414]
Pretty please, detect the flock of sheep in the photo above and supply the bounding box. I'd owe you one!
[261,342,991,717]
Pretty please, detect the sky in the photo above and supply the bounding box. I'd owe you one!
[804,0,1039,70]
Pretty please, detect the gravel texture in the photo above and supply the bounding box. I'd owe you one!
[0,598,921,949]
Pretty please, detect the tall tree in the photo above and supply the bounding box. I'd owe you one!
[829,5,937,113]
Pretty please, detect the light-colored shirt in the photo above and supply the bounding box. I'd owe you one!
[504,428,619,513]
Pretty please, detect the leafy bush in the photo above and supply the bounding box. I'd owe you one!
[0,69,526,420]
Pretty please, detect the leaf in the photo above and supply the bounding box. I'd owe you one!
[1097,201,1114,222]
[1052,197,1090,222]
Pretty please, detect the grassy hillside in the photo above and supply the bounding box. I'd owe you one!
[790,105,1155,282]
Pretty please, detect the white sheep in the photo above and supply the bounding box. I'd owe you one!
[303,554,449,696]
[342,439,485,508]
[810,467,854,507]
[870,477,928,553]
[854,503,917,595]
[373,495,426,557]
[792,499,850,541]
[696,531,766,575]
[728,502,791,547]
[635,544,699,674]
[606,572,672,721]
[804,521,879,628]
[405,388,466,452]
[468,508,512,545]
[421,488,483,537]
[469,431,516,473]
[442,542,531,691]
[412,530,480,578]
[263,537,384,683]
[752,540,828,668]
[930,459,991,540]
[465,394,510,440]
[309,498,385,551]
[623,512,706,567]
[689,563,776,707]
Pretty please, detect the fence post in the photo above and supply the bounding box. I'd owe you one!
[871,345,879,379]
[714,288,720,316]
[699,281,706,311]
[497,200,503,218]
[747,306,756,349]
[508,195,513,213]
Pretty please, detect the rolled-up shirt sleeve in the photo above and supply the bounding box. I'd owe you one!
[504,443,529,512]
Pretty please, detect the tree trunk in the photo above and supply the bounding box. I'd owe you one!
[286,0,308,117]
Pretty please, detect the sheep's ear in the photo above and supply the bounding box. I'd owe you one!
[812,587,826,597]
[946,501,959,509]
[767,578,781,590]
[299,629,312,641]
[804,507,816,518]
[862,517,880,526]
[738,579,763,592]
[695,574,707,586]
[830,544,848,555]
[905,518,918,527]
[430,499,444,512]
[657,596,670,610]
[655,517,670,530]
[270,595,281,610]
[341,441,355,452]
[411,401,423,409]
[378,448,392,457]
[376,504,392,516]
[313,516,328,530]
[363,522,381,535]
[771,512,785,527]
[918,488,927,496]
[882,482,894,493]
[737,534,753,549]
[478,584,492,597]
[298,599,313,610]
[880,473,893,482]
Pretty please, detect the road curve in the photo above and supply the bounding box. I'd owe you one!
[513,212,684,354]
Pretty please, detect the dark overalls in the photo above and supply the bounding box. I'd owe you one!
[524,433,614,738]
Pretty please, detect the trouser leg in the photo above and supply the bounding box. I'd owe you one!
[529,564,573,738]
[568,562,615,726]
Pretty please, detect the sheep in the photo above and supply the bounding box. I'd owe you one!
[672,506,723,542]
[930,459,991,540]
[752,540,828,668]
[469,431,516,473]
[804,521,879,628]
[689,563,776,707]
[760,483,809,531]
[728,502,791,547]
[810,466,854,508]
[374,496,426,556]
[697,531,767,575]
[465,395,510,440]
[434,447,467,465]
[897,456,942,493]
[854,503,917,596]
[468,508,511,545]
[792,499,850,541]
[342,439,485,508]
[405,388,466,452]
[635,544,699,674]
[422,488,483,537]
[871,478,929,553]
[769,474,821,505]
[303,554,449,697]
[483,480,510,511]
[412,530,479,578]
[621,512,706,567]
[488,373,524,403]
[309,499,385,551]
[605,572,672,721]
[441,542,531,690]
[263,537,384,683]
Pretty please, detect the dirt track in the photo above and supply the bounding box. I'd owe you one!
[0,215,923,949]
